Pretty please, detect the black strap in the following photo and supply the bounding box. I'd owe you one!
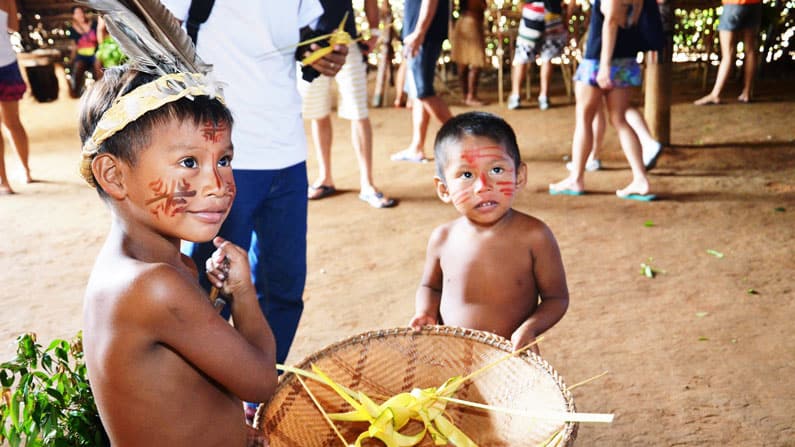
[186,0,216,45]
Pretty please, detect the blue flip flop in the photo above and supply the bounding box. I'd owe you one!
[618,193,657,202]
[549,187,584,196]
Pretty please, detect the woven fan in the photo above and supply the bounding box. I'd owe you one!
[257,326,579,447]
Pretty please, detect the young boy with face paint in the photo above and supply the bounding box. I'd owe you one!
[78,66,276,446]
[409,112,569,353]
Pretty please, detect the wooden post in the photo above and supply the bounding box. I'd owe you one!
[644,0,674,145]
[372,1,394,108]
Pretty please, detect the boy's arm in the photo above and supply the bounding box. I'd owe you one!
[511,224,569,351]
[409,226,446,330]
[142,242,277,402]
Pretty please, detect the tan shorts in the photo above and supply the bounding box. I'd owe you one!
[298,44,369,120]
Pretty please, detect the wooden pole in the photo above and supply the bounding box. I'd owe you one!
[372,1,394,108]
[644,0,674,145]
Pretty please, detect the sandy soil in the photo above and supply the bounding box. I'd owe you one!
[1,63,793,445]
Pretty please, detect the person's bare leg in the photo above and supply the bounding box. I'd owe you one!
[591,100,607,161]
[509,62,526,99]
[606,89,650,196]
[422,95,453,125]
[309,115,334,188]
[392,98,430,160]
[550,82,601,193]
[351,118,374,191]
[353,117,394,206]
[538,59,552,99]
[624,107,660,151]
[393,63,408,107]
[457,63,469,101]
[695,30,736,105]
[0,118,12,194]
[465,66,484,106]
[738,28,758,102]
[1,101,31,183]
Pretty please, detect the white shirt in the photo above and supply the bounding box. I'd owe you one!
[0,10,17,67]
[162,0,323,170]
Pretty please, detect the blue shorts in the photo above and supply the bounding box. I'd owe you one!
[405,39,443,99]
[0,61,27,101]
[574,58,642,88]
[717,3,762,32]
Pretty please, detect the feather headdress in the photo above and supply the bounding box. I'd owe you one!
[78,0,224,186]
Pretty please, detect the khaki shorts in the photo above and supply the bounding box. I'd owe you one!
[298,44,369,120]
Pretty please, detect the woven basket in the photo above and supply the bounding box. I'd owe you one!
[256,326,577,446]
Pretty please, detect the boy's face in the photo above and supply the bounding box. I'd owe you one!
[119,118,235,243]
[435,135,526,226]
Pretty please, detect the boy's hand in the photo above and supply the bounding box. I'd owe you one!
[409,314,437,331]
[205,237,253,298]
[510,325,540,355]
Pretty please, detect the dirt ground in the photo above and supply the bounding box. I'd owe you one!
[1,63,793,446]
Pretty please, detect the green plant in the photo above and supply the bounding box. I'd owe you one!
[0,333,108,447]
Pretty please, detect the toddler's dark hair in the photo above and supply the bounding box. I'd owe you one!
[433,112,521,182]
[78,66,233,198]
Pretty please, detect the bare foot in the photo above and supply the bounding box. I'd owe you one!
[737,93,751,103]
[464,97,486,107]
[616,178,650,198]
[694,94,720,106]
[549,176,584,195]
[0,185,15,195]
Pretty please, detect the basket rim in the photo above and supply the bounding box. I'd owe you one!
[257,325,578,445]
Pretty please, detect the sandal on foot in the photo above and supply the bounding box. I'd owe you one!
[390,149,429,163]
[308,184,336,200]
[359,190,397,208]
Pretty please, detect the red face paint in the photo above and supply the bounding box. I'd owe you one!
[201,120,228,143]
[460,146,505,165]
[496,181,515,197]
[451,188,471,206]
[146,178,197,217]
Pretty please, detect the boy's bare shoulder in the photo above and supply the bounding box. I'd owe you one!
[88,257,204,319]
[428,217,466,247]
[509,210,558,240]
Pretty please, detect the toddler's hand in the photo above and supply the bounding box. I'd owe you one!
[205,237,253,298]
[409,314,437,332]
[510,327,540,355]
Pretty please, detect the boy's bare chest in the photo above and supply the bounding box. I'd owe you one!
[440,237,533,289]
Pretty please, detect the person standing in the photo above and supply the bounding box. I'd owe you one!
[390,0,453,163]
[161,0,346,367]
[0,0,31,194]
[549,0,662,200]
[507,0,574,110]
[694,0,762,105]
[67,6,104,97]
[451,0,488,106]
[301,0,396,209]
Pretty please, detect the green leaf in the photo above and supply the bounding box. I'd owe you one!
[698,336,709,341]
[774,207,785,212]
[695,311,708,318]
[706,249,724,258]
[643,220,655,227]
[747,288,759,295]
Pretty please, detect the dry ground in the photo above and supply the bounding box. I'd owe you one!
[1,63,793,445]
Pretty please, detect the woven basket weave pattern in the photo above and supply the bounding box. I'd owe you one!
[258,326,577,446]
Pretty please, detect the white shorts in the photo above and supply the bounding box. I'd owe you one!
[298,44,369,120]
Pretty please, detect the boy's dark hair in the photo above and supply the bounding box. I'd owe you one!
[79,66,233,199]
[433,111,521,182]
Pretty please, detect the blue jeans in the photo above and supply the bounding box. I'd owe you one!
[183,162,308,364]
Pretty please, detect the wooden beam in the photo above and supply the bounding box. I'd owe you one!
[644,0,674,146]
